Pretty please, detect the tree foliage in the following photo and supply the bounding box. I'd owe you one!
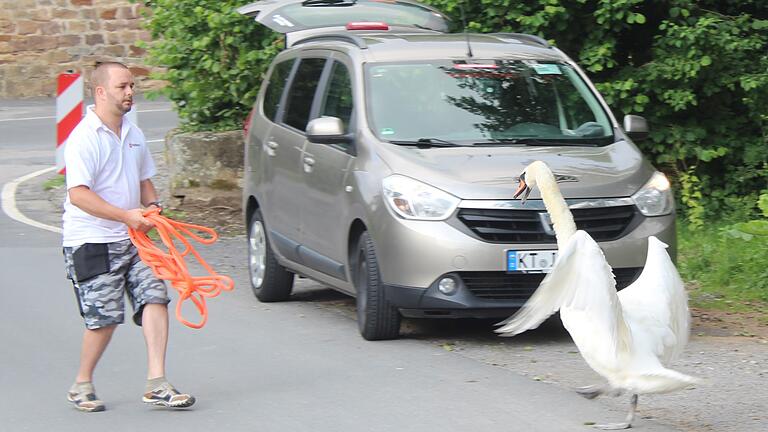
[142,0,767,219]
[140,0,279,131]
[423,0,768,221]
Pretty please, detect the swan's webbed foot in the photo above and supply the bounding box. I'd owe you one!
[592,394,637,430]
[576,384,604,400]
[576,383,624,399]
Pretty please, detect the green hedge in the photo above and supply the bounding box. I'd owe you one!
[423,0,767,223]
[141,0,279,131]
[142,0,767,220]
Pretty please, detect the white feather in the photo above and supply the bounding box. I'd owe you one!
[496,162,699,395]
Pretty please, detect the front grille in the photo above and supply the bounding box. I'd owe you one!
[459,268,642,300]
[457,205,638,243]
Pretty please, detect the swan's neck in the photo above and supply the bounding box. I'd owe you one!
[531,167,577,250]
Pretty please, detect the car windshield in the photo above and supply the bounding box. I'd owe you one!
[366,60,615,145]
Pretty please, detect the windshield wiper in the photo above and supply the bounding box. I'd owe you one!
[390,138,467,148]
[476,137,607,147]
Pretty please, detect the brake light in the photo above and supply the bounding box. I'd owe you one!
[453,63,499,69]
[346,21,389,31]
[243,107,255,136]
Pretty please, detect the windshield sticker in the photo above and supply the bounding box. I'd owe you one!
[532,64,561,75]
[272,14,294,28]
[381,128,395,135]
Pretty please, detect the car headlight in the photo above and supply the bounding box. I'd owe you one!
[632,172,674,216]
[382,175,460,220]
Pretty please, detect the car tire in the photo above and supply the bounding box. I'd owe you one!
[248,209,294,302]
[355,231,401,340]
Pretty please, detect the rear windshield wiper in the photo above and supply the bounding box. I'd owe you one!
[476,137,611,147]
[389,138,468,148]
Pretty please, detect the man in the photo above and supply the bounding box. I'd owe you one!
[62,62,194,412]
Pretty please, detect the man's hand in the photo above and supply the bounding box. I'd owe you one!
[122,208,154,233]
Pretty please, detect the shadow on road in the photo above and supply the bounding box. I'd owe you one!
[402,316,571,344]
[286,283,572,344]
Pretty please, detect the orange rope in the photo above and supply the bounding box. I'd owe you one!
[128,208,234,329]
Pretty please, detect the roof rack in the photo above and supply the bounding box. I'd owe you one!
[292,33,368,49]
[493,33,550,48]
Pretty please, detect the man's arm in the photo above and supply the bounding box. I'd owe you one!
[68,185,154,233]
[140,179,160,209]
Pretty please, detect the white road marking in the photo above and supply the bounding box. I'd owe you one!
[0,107,173,122]
[0,115,55,122]
[1,166,63,234]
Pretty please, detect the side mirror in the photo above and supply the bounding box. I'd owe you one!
[306,117,352,144]
[623,115,649,142]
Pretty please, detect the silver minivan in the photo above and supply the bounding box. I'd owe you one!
[241,0,675,340]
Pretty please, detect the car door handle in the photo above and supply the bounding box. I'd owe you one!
[303,156,315,166]
[265,140,278,156]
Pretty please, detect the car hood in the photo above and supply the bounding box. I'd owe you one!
[375,140,653,200]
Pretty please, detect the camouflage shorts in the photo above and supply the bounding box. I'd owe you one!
[63,239,169,329]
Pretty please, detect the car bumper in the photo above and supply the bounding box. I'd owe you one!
[370,207,675,314]
[383,282,526,319]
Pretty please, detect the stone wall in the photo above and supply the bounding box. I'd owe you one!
[165,130,245,205]
[0,0,157,98]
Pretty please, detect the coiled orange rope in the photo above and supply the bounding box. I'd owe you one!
[128,208,234,329]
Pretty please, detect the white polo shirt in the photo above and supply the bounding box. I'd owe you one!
[62,105,156,247]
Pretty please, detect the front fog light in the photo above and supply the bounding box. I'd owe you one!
[438,277,458,295]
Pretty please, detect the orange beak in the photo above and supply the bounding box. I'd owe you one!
[513,173,531,203]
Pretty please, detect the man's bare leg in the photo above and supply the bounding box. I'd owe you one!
[68,325,116,412]
[141,303,168,379]
[140,303,195,408]
[75,325,117,382]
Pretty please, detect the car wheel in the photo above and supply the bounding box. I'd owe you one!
[355,231,401,340]
[248,209,294,302]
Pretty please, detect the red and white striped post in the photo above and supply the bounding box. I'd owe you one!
[56,72,84,174]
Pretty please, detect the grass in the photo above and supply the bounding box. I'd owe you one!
[42,174,65,190]
[147,208,186,241]
[677,218,768,313]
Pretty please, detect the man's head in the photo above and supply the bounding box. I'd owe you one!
[91,62,134,116]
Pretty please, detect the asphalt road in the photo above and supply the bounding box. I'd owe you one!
[1,98,758,432]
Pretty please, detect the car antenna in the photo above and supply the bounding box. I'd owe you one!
[459,3,473,58]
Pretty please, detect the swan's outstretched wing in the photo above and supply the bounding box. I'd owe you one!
[496,231,630,366]
[618,236,690,363]
[494,232,583,336]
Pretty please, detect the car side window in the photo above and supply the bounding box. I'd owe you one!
[319,61,353,132]
[283,58,327,131]
[263,60,294,122]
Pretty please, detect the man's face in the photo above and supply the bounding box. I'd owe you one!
[99,67,135,115]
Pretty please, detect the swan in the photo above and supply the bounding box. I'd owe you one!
[496,161,699,430]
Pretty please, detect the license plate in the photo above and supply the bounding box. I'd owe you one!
[507,250,558,273]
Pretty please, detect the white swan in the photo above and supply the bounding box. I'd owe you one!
[496,161,699,430]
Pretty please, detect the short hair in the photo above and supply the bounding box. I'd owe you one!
[91,61,129,92]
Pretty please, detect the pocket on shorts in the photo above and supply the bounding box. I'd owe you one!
[72,243,110,282]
